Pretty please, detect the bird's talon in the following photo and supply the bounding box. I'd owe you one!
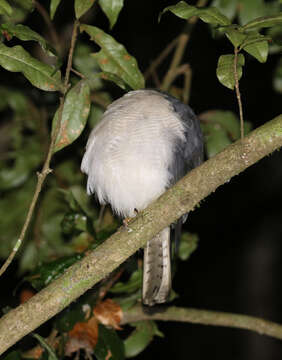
[123,217,131,228]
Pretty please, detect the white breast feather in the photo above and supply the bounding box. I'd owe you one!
[81,90,186,217]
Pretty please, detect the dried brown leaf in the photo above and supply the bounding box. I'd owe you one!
[94,299,122,330]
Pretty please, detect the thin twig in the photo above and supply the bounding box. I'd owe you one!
[183,64,192,104]
[34,1,61,54]
[98,269,123,301]
[161,2,206,90]
[151,67,162,88]
[160,0,208,93]
[144,1,207,85]
[161,33,191,91]
[234,47,244,139]
[164,63,191,89]
[71,67,85,79]
[144,36,179,81]
[0,21,80,278]
[64,20,80,90]
[97,205,106,228]
[121,305,282,341]
[90,93,111,109]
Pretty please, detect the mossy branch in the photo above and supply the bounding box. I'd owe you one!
[0,114,281,355]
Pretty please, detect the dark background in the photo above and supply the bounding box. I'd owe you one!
[1,0,282,359]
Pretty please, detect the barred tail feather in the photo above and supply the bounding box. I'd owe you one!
[142,227,171,306]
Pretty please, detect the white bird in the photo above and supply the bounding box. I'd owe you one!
[81,89,203,306]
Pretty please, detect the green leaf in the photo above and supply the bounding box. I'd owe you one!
[110,269,142,294]
[124,321,163,358]
[178,232,199,261]
[243,13,282,30]
[237,0,266,25]
[0,43,63,91]
[0,177,35,259]
[240,33,269,63]
[94,324,125,360]
[35,188,76,264]
[200,110,244,158]
[216,53,245,90]
[202,123,232,158]
[73,43,104,90]
[81,24,145,90]
[210,0,238,20]
[199,7,231,26]
[26,254,84,290]
[59,186,97,242]
[0,144,42,189]
[61,212,88,235]
[19,241,39,273]
[200,110,241,140]
[52,80,90,152]
[160,1,198,21]
[0,90,43,190]
[0,0,12,16]
[244,121,252,135]
[75,0,95,19]
[55,299,87,333]
[114,291,140,311]
[224,28,247,47]
[0,23,57,57]
[99,71,130,90]
[273,57,282,93]
[267,25,282,54]
[160,1,231,26]
[99,0,124,29]
[1,351,21,360]
[61,185,97,218]
[50,0,62,19]
[12,0,34,11]
[89,104,105,128]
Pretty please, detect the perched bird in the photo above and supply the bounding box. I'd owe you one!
[81,89,203,306]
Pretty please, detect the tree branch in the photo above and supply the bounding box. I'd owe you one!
[0,114,281,354]
[122,305,282,340]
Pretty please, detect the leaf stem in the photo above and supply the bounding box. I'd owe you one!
[64,20,79,91]
[234,47,244,139]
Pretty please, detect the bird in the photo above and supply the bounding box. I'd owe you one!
[81,89,204,306]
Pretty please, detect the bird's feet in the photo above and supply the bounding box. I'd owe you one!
[123,209,138,232]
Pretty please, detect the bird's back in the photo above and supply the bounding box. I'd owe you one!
[81,90,203,217]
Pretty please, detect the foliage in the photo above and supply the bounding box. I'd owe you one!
[0,0,281,358]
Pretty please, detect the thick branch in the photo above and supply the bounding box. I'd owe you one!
[0,114,281,354]
[121,305,282,340]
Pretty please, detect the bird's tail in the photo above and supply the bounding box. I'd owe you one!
[142,227,171,306]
